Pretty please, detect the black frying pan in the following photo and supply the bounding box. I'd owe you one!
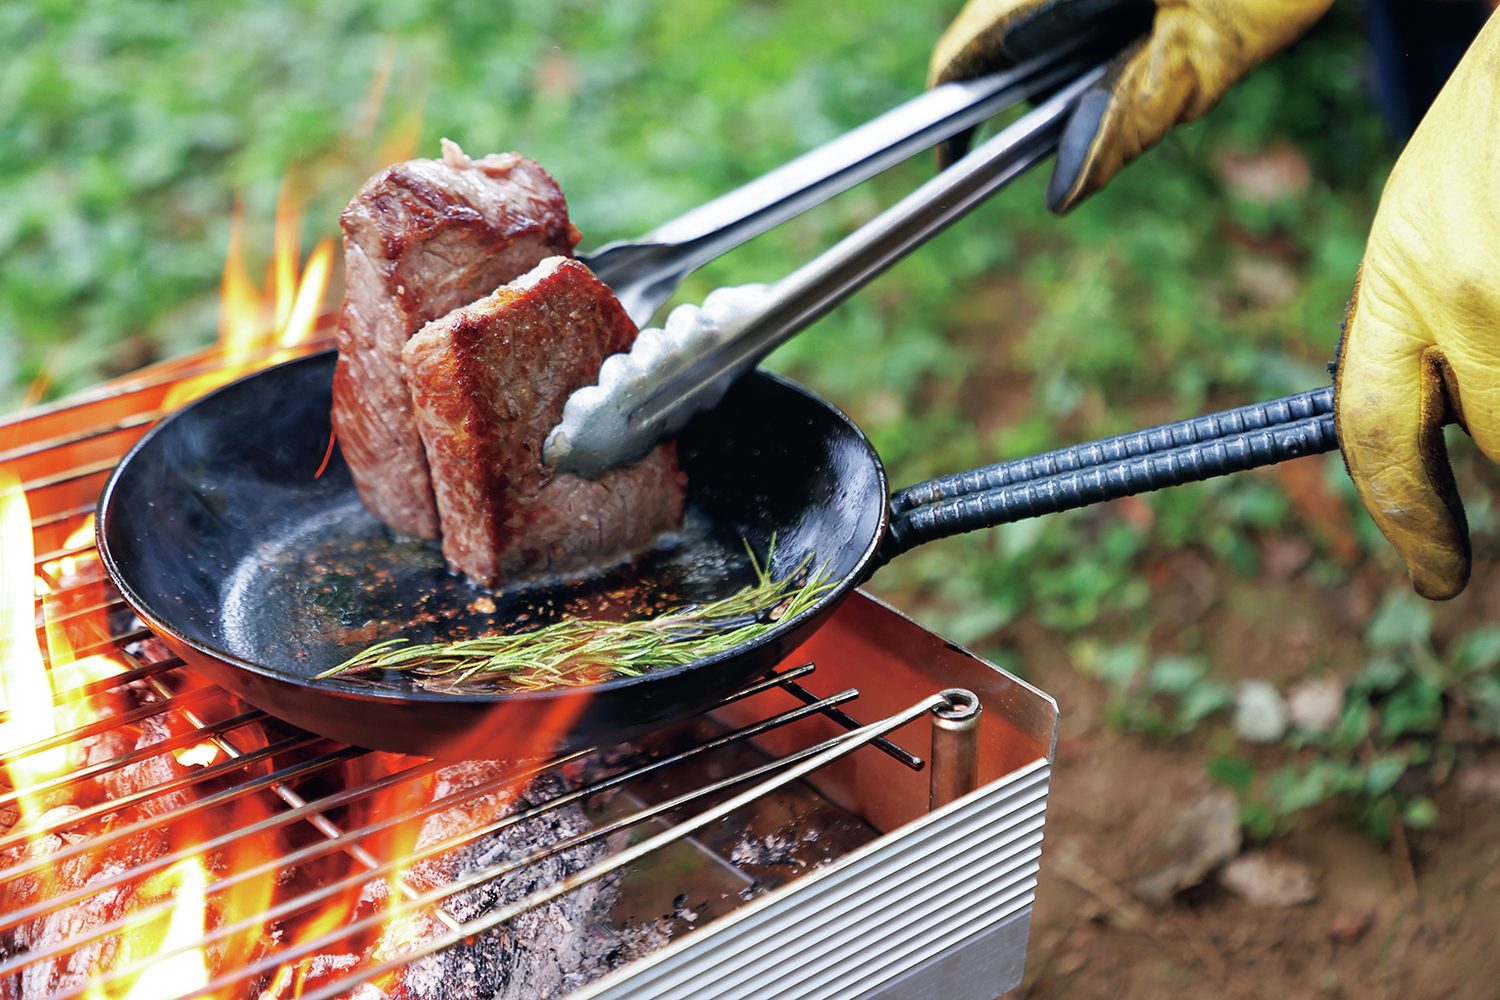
[98,350,1335,758]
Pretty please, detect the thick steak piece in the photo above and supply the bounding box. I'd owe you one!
[404,257,687,586]
[332,139,580,539]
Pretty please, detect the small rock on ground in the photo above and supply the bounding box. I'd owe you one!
[1131,790,1243,907]
[1235,680,1290,743]
[1329,908,1375,943]
[1288,677,1344,733]
[1219,851,1318,907]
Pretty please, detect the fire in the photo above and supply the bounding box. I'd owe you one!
[0,471,66,789]
[261,897,361,999]
[39,513,97,582]
[0,55,633,997]
[173,740,225,768]
[3,477,125,826]
[85,859,212,1000]
[3,471,216,996]
[163,187,335,411]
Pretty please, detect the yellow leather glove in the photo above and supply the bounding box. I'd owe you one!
[929,0,1331,211]
[1335,14,1500,600]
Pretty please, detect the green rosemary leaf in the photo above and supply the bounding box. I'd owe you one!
[317,540,835,692]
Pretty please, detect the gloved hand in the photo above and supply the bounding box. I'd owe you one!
[929,0,1332,212]
[1335,13,1500,600]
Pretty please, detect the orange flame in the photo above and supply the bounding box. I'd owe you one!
[0,48,642,997]
[0,470,65,797]
[3,472,218,997]
[163,187,334,411]
[84,859,213,1000]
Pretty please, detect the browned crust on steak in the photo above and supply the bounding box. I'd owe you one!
[332,141,581,538]
[404,257,687,585]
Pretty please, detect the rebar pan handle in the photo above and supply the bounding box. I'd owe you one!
[881,385,1340,562]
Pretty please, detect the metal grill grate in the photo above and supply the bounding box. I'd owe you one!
[0,340,984,999]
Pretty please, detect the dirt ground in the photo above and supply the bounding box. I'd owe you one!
[1000,550,1500,1000]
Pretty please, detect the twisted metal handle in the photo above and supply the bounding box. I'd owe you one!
[881,386,1338,562]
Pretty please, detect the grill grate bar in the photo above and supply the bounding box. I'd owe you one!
[0,411,158,466]
[0,337,337,434]
[0,662,840,946]
[0,685,222,767]
[25,749,578,990]
[47,627,152,662]
[32,540,101,569]
[18,457,117,495]
[73,687,874,999]
[0,745,364,918]
[781,677,924,769]
[711,660,816,700]
[54,655,180,702]
[0,659,181,730]
[0,732,323,856]
[31,592,123,624]
[29,502,97,533]
[199,692,951,1000]
[0,708,265,812]
[137,674,466,935]
[16,680,867,987]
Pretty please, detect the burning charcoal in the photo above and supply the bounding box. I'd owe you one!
[87,712,194,819]
[0,823,177,998]
[0,700,256,998]
[337,767,627,999]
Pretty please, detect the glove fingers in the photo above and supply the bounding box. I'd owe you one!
[930,0,1153,170]
[1048,36,1191,211]
[1336,285,1470,599]
[1045,73,1115,212]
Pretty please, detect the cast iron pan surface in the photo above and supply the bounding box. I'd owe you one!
[98,351,887,758]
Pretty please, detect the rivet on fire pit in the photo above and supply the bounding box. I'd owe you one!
[930,688,982,811]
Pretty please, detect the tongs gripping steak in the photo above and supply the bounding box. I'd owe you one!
[332,140,580,539]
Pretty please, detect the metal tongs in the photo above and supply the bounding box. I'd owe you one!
[546,53,1110,477]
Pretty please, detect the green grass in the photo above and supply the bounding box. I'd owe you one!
[8,1,1496,839]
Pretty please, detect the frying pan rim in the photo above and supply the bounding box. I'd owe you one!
[95,350,891,708]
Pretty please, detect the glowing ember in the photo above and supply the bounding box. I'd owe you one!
[172,740,225,768]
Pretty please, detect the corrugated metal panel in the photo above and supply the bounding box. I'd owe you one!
[582,759,1052,1000]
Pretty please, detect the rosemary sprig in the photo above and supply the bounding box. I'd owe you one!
[317,539,836,692]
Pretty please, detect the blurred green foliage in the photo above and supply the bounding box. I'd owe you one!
[8,0,1495,838]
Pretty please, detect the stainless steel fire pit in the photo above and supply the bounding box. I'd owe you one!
[0,337,1056,999]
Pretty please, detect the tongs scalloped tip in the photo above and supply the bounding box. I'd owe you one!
[544,284,773,476]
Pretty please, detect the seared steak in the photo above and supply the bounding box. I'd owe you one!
[404,257,687,585]
[332,140,580,539]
